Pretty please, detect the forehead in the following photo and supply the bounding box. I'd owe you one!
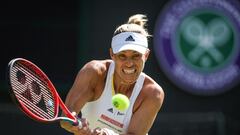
[116,50,142,55]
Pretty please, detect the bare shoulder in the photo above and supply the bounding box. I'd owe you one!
[74,59,112,89]
[79,59,112,76]
[73,59,112,101]
[142,74,165,107]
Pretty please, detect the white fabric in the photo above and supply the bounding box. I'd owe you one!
[111,32,148,54]
[81,61,145,134]
[102,128,119,135]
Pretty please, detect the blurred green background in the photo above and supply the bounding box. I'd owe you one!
[1,0,240,135]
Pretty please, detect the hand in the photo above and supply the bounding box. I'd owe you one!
[60,112,92,135]
[73,118,92,135]
[92,128,107,135]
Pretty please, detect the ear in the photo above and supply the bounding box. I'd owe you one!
[144,49,150,61]
[109,48,114,59]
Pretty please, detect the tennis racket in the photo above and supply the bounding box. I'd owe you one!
[7,58,81,127]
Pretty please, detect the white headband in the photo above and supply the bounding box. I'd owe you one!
[111,32,148,54]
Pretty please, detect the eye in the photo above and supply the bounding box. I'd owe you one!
[132,54,141,60]
[117,54,126,60]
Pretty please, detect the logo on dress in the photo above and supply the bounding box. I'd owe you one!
[107,108,125,116]
[100,114,124,128]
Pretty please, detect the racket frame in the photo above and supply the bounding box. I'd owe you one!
[7,58,79,125]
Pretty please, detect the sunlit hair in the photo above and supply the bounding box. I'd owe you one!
[113,14,150,38]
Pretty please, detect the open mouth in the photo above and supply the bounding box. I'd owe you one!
[123,69,136,74]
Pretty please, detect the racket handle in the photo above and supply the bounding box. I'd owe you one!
[72,119,82,129]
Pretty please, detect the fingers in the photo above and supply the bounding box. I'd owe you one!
[69,117,92,135]
[76,118,92,134]
[93,127,105,135]
[61,112,93,135]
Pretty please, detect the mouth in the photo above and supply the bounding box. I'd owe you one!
[123,69,136,74]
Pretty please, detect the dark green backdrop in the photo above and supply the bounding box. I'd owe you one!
[0,0,240,134]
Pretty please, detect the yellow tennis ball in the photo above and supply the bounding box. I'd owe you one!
[112,94,130,111]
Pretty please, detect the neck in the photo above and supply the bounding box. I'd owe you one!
[112,75,135,96]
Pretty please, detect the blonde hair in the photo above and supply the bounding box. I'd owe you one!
[113,14,150,37]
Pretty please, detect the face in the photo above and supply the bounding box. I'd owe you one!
[110,49,149,85]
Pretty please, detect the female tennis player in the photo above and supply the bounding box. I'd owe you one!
[60,14,164,135]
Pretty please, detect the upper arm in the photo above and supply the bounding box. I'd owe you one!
[64,60,105,114]
[126,83,164,135]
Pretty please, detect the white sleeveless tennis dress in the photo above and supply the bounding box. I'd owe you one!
[81,61,145,134]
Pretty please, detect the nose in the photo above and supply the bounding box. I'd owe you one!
[125,58,134,67]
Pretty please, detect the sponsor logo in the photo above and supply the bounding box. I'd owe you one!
[97,119,123,133]
[100,114,124,128]
[107,108,114,113]
[125,35,135,41]
[154,0,240,95]
[107,107,125,116]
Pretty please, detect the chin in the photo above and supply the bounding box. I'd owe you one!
[120,71,139,84]
[121,78,137,85]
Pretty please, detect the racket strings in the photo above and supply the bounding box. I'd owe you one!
[11,64,55,119]
[10,62,56,120]
[11,63,52,102]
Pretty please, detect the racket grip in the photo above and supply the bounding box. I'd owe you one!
[72,119,82,129]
